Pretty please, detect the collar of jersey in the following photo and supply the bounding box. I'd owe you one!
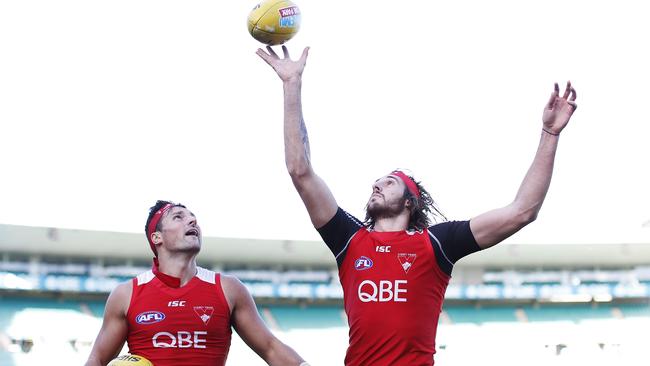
[367,227,421,235]
[152,257,182,288]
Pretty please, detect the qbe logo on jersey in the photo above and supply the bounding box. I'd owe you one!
[358,280,407,303]
[153,331,208,349]
[136,311,166,324]
[354,256,373,271]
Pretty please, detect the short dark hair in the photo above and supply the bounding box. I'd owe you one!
[145,200,186,236]
[364,173,446,231]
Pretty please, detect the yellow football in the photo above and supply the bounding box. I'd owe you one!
[107,354,153,366]
[247,0,301,45]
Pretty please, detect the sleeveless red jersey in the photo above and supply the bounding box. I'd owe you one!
[126,267,232,366]
[339,228,449,366]
[318,208,480,365]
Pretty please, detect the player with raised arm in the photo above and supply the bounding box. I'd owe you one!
[257,45,577,365]
[85,201,309,366]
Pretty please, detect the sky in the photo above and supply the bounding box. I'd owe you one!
[0,0,648,245]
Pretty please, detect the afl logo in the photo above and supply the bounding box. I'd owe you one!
[354,256,373,271]
[136,311,166,324]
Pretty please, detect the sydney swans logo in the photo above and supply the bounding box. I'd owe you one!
[397,253,417,274]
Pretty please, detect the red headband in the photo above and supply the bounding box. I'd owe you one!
[391,171,421,199]
[147,203,173,255]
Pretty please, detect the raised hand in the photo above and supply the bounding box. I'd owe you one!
[542,81,578,135]
[256,45,309,83]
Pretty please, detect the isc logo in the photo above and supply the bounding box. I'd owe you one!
[153,331,207,349]
[136,311,165,324]
[375,245,391,253]
[358,280,407,303]
[168,300,186,307]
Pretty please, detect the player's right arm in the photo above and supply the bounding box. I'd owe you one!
[256,46,338,228]
[84,281,132,366]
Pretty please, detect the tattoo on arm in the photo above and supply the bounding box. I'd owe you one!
[300,117,311,160]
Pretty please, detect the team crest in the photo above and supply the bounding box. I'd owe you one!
[397,253,417,274]
[193,306,214,325]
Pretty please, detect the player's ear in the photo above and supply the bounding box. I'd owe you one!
[151,232,162,245]
[405,196,417,212]
[404,198,412,211]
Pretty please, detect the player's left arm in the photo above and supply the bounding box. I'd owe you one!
[470,82,577,249]
[222,275,307,366]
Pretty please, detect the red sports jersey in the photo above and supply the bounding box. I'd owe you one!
[126,267,232,366]
[340,229,448,366]
[318,208,480,366]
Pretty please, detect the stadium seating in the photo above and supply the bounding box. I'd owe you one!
[264,305,346,331]
[0,297,86,332]
[443,305,519,324]
[85,300,107,318]
[522,304,614,323]
[617,302,650,318]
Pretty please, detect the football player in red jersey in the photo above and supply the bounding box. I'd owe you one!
[257,46,577,365]
[85,201,308,366]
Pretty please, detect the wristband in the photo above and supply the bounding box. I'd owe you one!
[542,128,560,136]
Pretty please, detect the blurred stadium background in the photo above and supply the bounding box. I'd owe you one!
[1,223,649,365]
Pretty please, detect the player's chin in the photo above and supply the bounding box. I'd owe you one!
[183,237,202,248]
[181,245,201,254]
[367,197,382,207]
[367,200,385,212]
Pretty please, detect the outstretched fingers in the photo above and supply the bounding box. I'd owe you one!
[300,46,310,62]
[568,85,578,111]
[564,82,578,111]
[546,82,560,109]
[562,81,572,99]
[266,45,279,58]
[255,48,274,65]
[258,45,309,62]
[256,46,283,66]
[569,86,577,101]
[256,45,311,80]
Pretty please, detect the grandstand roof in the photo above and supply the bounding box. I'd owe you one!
[1,223,649,267]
